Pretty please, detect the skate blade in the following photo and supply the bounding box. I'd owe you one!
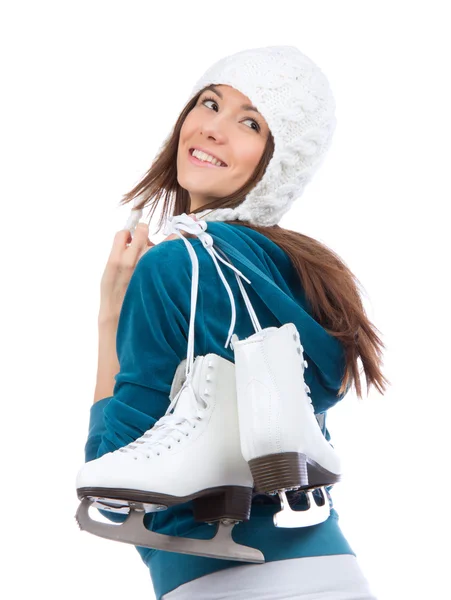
[75,497,264,563]
[273,488,330,528]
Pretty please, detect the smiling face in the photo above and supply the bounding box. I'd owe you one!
[176,84,270,212]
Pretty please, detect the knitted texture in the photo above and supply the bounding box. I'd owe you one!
[188,45,337,226]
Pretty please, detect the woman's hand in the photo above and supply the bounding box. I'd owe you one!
[98,213,198,323]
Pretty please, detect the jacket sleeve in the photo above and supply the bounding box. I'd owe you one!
[84,237,206,465]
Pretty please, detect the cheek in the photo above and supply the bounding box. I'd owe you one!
[236,144,264,172]
[180,112,199,139]
[178,119,196,160]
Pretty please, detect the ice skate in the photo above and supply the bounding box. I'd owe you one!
[76,352,264,563]
[231,321,342,528]
[75,213,267,563]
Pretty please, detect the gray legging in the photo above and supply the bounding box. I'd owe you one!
[162,554,378,600]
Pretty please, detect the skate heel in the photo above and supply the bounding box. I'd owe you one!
[192,486,253,523]
[248,452,309,494]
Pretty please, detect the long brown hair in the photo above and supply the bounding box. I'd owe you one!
[118,86,390,400]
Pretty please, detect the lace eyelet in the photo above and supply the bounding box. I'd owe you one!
[177,439,181,443]
[168,445,172,449]
[193,425,196,429]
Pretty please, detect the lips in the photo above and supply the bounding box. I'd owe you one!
[189,148,227,167]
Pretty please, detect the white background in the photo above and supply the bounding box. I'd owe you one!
[1,1,449,599]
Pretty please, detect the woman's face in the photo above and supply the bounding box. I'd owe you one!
[177,84,270,212]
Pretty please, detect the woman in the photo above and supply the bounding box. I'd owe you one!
[79,46,388,599]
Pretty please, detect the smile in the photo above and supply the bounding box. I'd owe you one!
[188,148,227,168]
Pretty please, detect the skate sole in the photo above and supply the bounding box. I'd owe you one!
[249,452,341,494]
[77,484,253,523]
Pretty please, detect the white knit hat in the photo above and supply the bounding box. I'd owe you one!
[125,45,337,231]
[192,45,337,227]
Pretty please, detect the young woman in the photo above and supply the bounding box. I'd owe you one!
[79,45,388,600]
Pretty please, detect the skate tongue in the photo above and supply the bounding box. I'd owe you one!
[168,380,204,422]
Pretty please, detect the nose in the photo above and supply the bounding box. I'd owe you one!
[201,116,228,143]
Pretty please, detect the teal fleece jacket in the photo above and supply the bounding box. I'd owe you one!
[83,221,355,600]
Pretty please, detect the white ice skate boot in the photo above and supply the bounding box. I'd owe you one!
[76,350,264,563]
[231,322,342,528]
[76,213,266,563]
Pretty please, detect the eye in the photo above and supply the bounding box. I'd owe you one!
[243,118,260,132]
[201,96,219,111]
[201,96,261,133]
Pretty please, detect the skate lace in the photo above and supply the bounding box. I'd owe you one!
[162,213,263,382]
[119,378,207,457]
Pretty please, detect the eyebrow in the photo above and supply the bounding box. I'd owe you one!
[203,85,260,114]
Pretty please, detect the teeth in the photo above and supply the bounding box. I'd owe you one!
[192,149,225,167]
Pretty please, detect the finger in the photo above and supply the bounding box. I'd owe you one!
[126,222,150,260]
[108,228,132,263]
[109,223,147,265]
[139,240,154,260]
